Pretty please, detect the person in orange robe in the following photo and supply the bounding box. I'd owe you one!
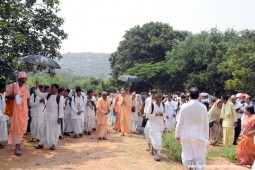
[6,72,30,156]
[237,105,255,166]
[113,93,121,131]
[118,89,132,136]
[96,92,110,140]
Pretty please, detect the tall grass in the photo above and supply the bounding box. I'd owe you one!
[163,132,182,162]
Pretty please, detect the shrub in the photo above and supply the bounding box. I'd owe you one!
[222,145,237,163]
[163,132,182,162]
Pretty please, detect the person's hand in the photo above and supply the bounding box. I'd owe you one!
[105,112,109,115]
[35,80,39,88]
[234,122,237,128]
[176,137,181,143]
[57,118,62,124]
[157,112,163,116]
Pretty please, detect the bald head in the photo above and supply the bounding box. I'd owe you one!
[230,95,237,104]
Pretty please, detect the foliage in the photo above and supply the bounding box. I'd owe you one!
[0,0,67,83]
[163,132,182,162]
[219,40,255,95]
[166,28,240,95]
[26,75,117,93]
[109,22,190,80]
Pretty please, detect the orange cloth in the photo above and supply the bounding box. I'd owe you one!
[96,97,109,138]
[114,94,121,129]
[6,82,30,144]
[237,115,255,165]
[118,95,131,134]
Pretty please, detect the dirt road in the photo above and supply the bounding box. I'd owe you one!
[0,128,247,170]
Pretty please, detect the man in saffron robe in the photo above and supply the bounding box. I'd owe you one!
[118,89,132,136]
[113,92,121,131]
[96,92,110,140]
[6,72,30,156]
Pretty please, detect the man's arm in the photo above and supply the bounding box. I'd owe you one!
[175,107,184,142]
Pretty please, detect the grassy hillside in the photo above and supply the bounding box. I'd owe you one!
[56,52,111,79]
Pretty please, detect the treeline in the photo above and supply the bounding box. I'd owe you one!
[110,22,255,96]
[27,75,117,93]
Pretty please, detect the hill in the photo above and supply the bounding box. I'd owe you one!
[56,52,112,79]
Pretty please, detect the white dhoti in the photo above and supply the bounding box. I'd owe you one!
[38,120,60,146]
[181,138,208,170]
[72,119,83,135]
[84,116,95,132]
[130,112,138,132]
[0,120,8,142]
[30,115,43,139]
[165,117,176,132]
[144,122,151,144]
[149,127,163,151]
[64,114,73,132]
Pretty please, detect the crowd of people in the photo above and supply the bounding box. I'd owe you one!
[0,71,255,170]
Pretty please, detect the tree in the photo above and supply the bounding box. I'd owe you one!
[166,28,240,95]
[109,22,189,80]
[219,41,255,95]
[0,0,67,83]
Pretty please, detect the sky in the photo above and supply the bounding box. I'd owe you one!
[59,0,255,54]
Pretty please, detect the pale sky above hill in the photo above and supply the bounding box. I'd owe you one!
[59,0,255,53]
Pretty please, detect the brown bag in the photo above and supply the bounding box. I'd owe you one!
[5,83,15,117]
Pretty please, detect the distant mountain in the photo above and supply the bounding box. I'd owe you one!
[56,52,112,79]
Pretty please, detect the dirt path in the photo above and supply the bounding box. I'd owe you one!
[0,127,248,170]
[0,128,181,170]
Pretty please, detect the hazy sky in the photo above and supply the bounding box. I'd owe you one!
[59,0,255,53]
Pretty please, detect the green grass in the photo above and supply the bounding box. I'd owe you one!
[163,132,237,163]
[163,132,182,162]
[207,145,237,163]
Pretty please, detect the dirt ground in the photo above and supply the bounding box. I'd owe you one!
[0,127,249,170]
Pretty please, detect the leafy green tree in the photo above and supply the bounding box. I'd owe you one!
[219,41,255,95]
[166,28,240,95]
[0,0,67,83]
[109,22,189,80]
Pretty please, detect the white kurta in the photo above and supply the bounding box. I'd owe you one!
[147,102,166,151]
[84,98,96,132]
[29,93,44,139]
[144,97,154,143]
[71,95,85,135]
[165,100,177,132]
[175,100,209,170]
[64,98,73,133]
[0,93,7,142]
[175,101,185,122]
[130,98,140,132]
[35,89,64,146]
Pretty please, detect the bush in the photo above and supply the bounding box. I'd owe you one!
[163,132,182,162]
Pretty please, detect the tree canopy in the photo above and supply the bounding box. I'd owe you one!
[0,0,67,82]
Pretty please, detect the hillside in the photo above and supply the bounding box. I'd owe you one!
[56,52,112,79]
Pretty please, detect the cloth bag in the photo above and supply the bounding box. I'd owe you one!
[5,83,15,117]
[15,86,24,105]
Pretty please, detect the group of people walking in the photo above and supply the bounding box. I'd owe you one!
[0,71,255,170]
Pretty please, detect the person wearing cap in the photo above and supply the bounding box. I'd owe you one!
[5,72,30,156]
[96,92,110,140]
[230,95,244,145]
